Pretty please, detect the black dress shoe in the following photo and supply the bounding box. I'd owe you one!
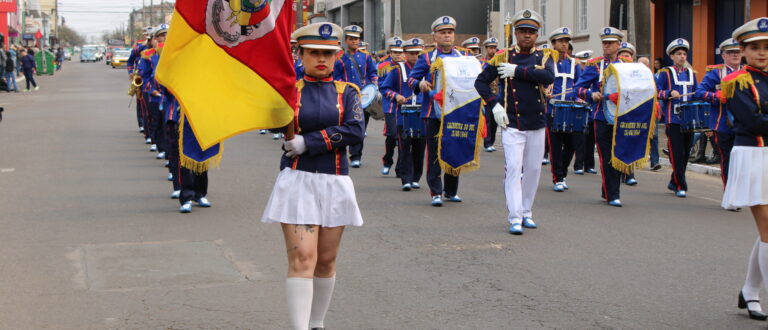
[739,291,768,320]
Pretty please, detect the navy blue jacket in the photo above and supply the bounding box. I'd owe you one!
[573,56,628,123]
[724,66,768,147]
[20,54,35,70]
[280,77,365,175]
[656,66,699,125]
[695,64,738,134]
[475,46,555,130]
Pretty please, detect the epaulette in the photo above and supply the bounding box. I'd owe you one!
[141,48,156,59]
[721,69,752,99]
[334,81,361,97]
[619,57,632,63]
[456,46,470,54]
[539,48,559,64]
[487,49,509,67]
[379,55,390,63]
[707,64,724,72]
[656,67,670,74]
[586,56,604,66]
[419,47,436,56]
[359,50,369,55]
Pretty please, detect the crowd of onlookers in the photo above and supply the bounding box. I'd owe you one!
[0,44,65,93]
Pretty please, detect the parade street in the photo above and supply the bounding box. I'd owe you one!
[0,61,763,330]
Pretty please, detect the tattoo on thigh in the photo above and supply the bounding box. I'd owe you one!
[293,224,315,240]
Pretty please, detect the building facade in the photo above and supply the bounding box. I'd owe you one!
[652,0,768,74]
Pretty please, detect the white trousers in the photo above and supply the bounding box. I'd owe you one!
[501,127,546,224]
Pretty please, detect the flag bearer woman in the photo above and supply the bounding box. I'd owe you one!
[723,17,768,322]
[261,22,365,330]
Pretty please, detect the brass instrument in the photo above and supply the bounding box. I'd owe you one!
[128,74,143,97]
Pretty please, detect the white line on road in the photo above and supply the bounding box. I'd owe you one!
[0,168,15,173]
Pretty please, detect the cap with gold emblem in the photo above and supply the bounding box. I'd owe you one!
[387,37,404,52]
[512,9,543,31]
[461,37,481,49]
[403,38,425,52]
[548,27,572,41]
[733,17,768,44]
[666,38,690,55]
[600,27,624,42]
[483,37,498,47]
[719,38,739,52]
[291,22,344,50]
[619,42,636,55]
[343,25,363,38]
[431,16,457,32]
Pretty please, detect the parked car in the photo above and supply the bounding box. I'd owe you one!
[64,49,72,61]
[110,49,131,69]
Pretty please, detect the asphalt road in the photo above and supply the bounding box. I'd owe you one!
[0,60,764,329]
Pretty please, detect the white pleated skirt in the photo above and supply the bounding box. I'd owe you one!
[261,168,363,227]
[722,146,768,209]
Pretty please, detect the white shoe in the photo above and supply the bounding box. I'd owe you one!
[170,190,180,199]
[411,182,421,189]
[179,202,192,213]
[150,144,157,152]
[156,151,166,159]
[272,133,282,140]
[401,183,412,191]
[139,126,144,133]
[145,137,151,144]
[259,129,267,134]
[167,173,173,181]
[195,197,211,207]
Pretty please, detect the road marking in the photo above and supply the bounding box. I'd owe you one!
[0,168,15,173]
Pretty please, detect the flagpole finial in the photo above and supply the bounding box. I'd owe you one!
[505,13,511,25]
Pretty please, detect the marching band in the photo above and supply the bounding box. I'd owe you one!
[127,9,768,328]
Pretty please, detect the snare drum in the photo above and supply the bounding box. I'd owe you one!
[550,101,590,133]
[400,105,423,137]
[678,101,711,132]
[360,84,384,120]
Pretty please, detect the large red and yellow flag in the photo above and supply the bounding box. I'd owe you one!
[156,0,296,149]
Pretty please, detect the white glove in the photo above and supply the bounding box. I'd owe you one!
[492,103,509,128]
[497,63,518,79]
[284,135,307,158]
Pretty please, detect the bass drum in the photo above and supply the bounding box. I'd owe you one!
[360,84,384,121]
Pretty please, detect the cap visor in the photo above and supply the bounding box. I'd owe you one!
[515,24,539,30]
[744,36,768,43]
[405,48,424,52]
[345,33,361,38]
[433,26,456,32]
[602,37,620,41]
[390,47,404,52]
[301,44,342,51]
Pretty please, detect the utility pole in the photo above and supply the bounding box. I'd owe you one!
[160,0,164,24]
[295,0,303,29]
[129,10,134,45]
[150,0,154,26]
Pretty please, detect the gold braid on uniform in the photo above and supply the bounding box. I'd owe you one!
[535,48,559,70]
[334,81,361,97]
[721,71,755,100]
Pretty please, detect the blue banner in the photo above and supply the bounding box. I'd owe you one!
[611,98,655,173]
[438,98,483,175]
[179,113,222,173]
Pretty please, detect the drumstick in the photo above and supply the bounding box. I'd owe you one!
[668,92,696,99]
[549,88,573,98]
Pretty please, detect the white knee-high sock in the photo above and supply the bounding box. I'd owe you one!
[286,277,313,330]
[744,238,763,311]
[309,276,336,329]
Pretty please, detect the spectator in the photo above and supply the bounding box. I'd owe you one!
[5,50,17,92]
[56,47,64,71]
[19,49,38,92]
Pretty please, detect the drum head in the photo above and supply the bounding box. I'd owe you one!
[360,84,377,108]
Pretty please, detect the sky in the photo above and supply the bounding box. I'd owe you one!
[58,0,167,42]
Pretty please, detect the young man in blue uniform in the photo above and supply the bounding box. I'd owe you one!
[333,25,378,168]
[695,38,741,193]
[380,38,425,191]
[545,26,583,192]
[407,16,469,206]
[475,10,555,234]
[127,27,152,137]
[462,37,481,57]
[656,38,698,198]
[481,37,501,152]
[380,37,405,176]
[573,27,629,206]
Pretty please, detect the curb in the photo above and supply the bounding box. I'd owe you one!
[657,157,721,177]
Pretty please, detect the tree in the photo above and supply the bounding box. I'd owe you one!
[58,24,86,46]
[102,24,127,45]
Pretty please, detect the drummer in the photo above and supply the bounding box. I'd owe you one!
[407,15,470,206]
[545,27,583,192]
[694,38,741,194]
[573,27,630,207]
[380,38,426,190]
[333,25,379,168]
[656,38,699,198]
[482,37,501,152]
[462,37,482,57]
[380,38,406,176]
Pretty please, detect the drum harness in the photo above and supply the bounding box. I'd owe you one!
[669,66,694,115]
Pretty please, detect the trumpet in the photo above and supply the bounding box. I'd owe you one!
[128,74,143,97]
